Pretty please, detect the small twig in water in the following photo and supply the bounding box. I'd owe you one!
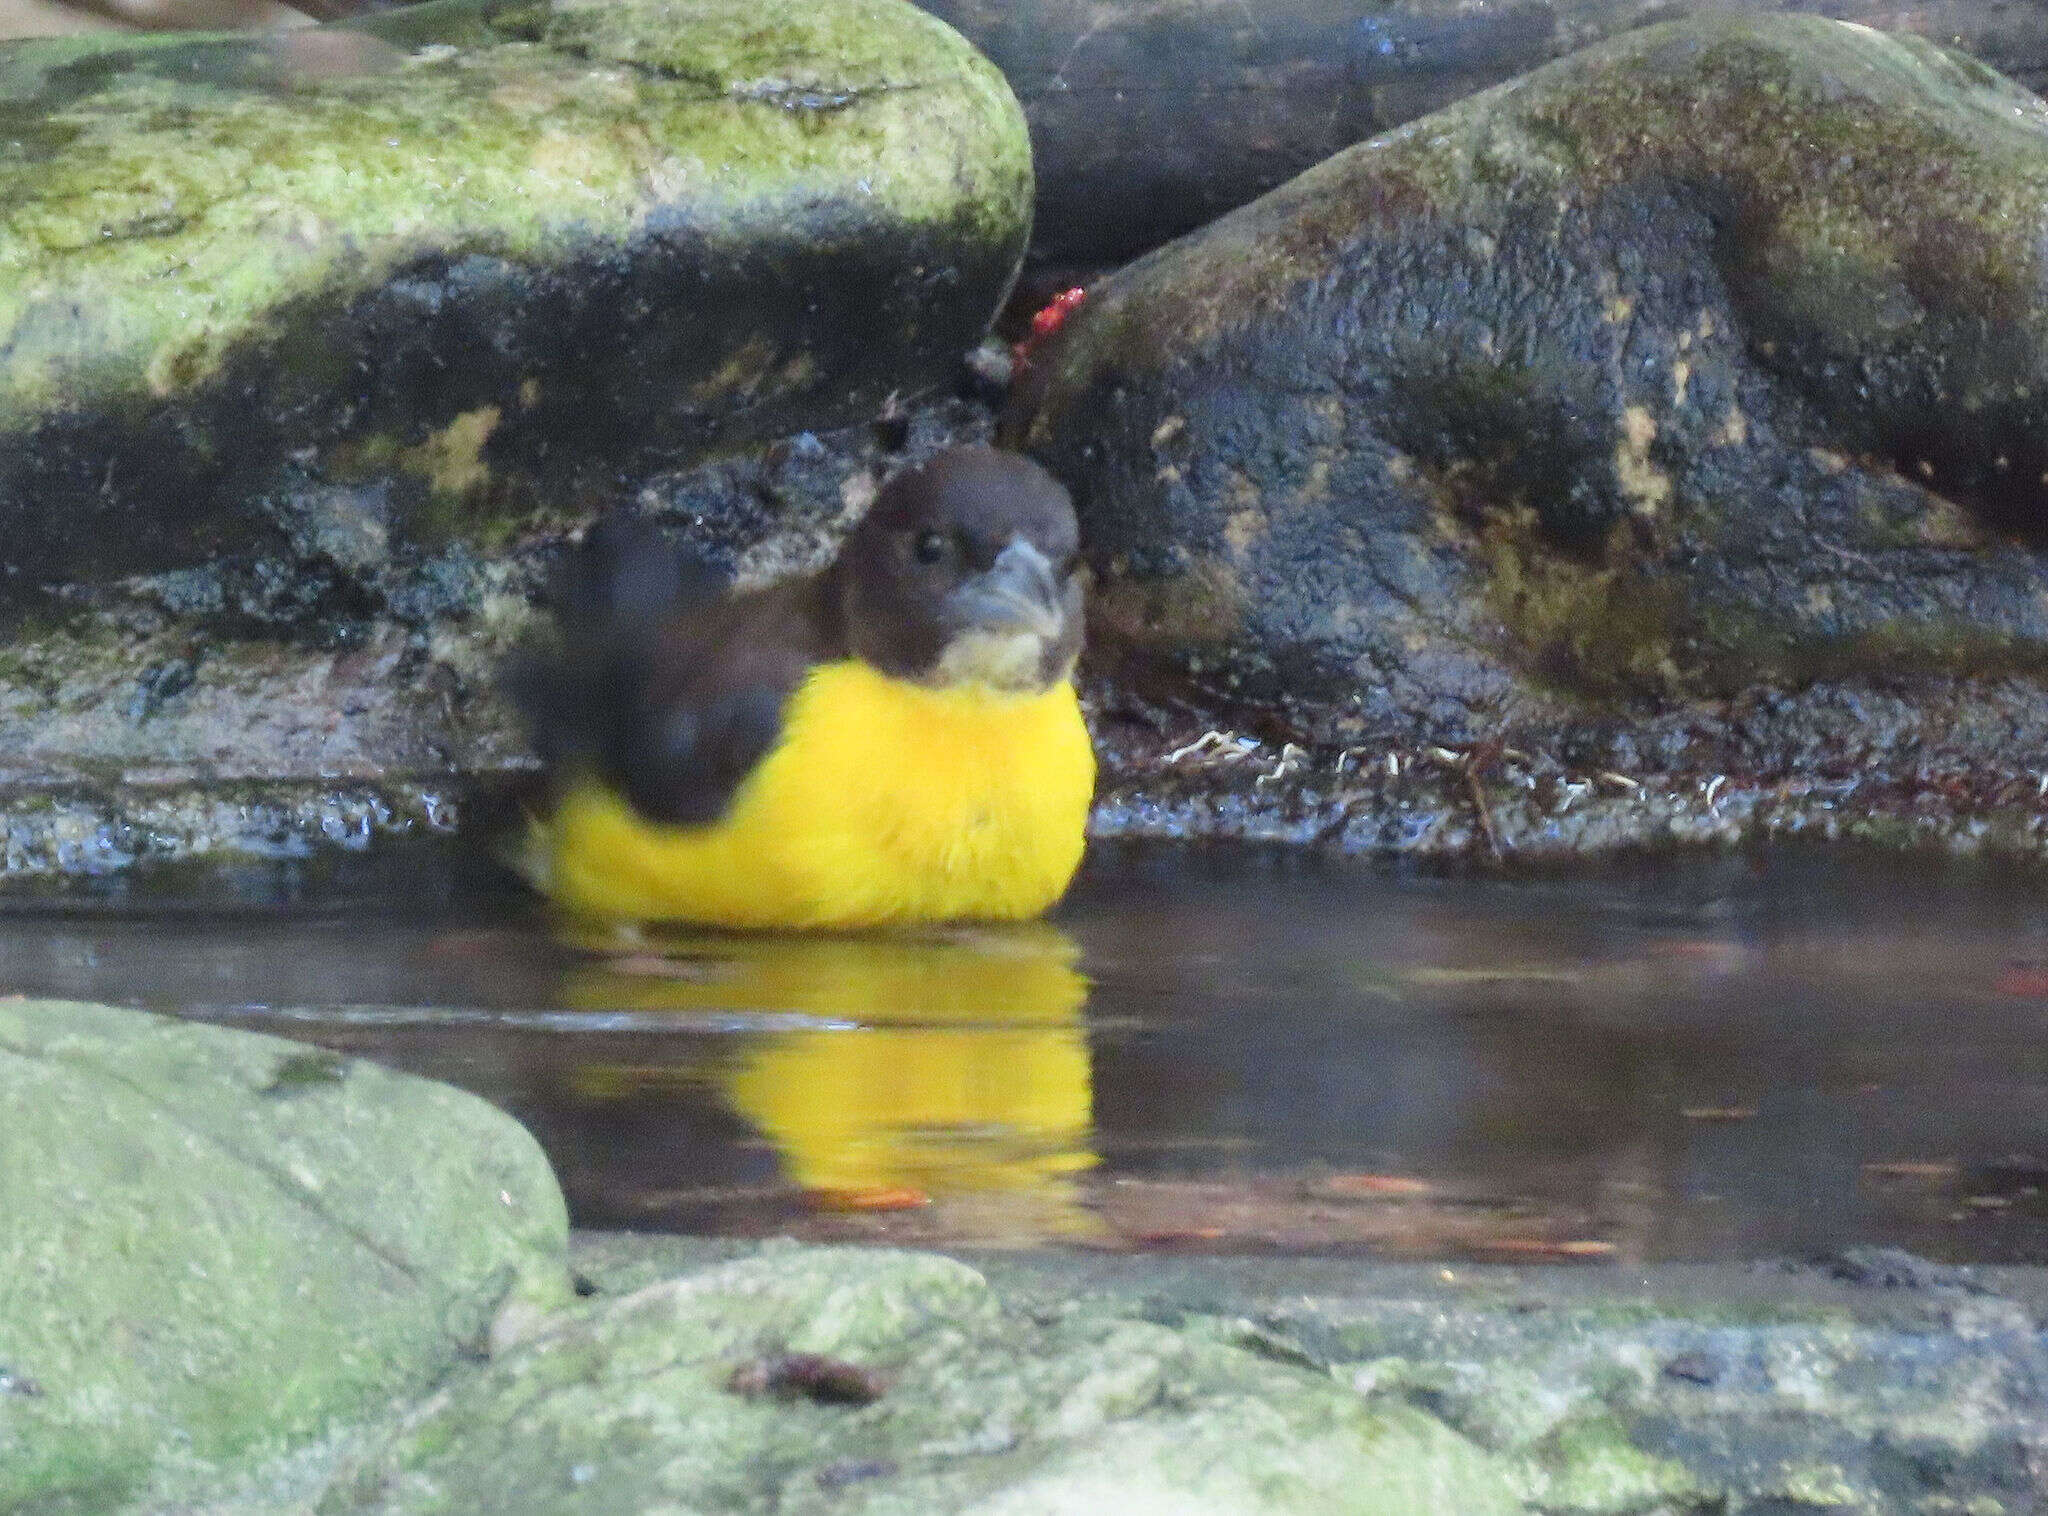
[1334,745,1376,777]
[1462,738,1506,863]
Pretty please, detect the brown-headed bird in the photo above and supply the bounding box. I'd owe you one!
[510,445,1094,928]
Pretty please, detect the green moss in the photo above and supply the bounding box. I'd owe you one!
[1774,1461,1865,1506]
[1475,508,1686,697]
[0,998,571,1509]
[263,1048,349,1093]
[1835,620,2048,677]
[1110,15,2048,406]
[1690,602,2048,684]
[316,1249,1527,1516]
[0,0,1030,419]
[1488,18,2048,336]
[1518,1414,1705,1513]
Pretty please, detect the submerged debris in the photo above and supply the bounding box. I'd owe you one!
[1160,731,1261,768]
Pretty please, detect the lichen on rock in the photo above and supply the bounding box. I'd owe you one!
[318,1245,1523,1516]
[1012,14,2048,734]
[0,0,1032,584]
[0,998,570,1512]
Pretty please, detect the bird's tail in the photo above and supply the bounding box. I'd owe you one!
[503,514,726,773]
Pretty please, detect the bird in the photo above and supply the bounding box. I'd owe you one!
[508,445,1096,929]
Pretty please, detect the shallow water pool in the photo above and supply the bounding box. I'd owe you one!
[4,843,2045,1263]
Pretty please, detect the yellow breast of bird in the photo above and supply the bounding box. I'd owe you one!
[540,659,1096,927]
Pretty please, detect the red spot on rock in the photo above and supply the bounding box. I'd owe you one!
[1012,286,1090,369]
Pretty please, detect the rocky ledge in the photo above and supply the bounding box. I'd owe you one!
[8,12,2048,877]
[4,999,2044,1515]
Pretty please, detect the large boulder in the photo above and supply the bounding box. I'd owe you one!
[0,0,1030,589]
[922,0,2048,269]
[1011,14,2048,854]
[0,0,1028,880]
[319,1234,2048,1516]
[0,998,570,1512]
[319,1245,1520,1515]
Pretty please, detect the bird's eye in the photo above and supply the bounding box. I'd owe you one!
[912,530,950,565]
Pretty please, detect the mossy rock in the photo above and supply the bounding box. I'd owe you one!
[317,1236,2048,1515]
[0,0,1031,586]
[1009,14,2048,745]
[0,998,571,1512]
[917,0,2048,267]
[317,1245,1521,1515]
[0,396,999,886]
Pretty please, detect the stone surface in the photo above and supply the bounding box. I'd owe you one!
[1003,13,2048,859]
[322,1243,1519,1516]
[10,1209,2046,1510]
[24,12,2048,881]
[0,998,570,1512]
[0,0,1030,589]
[922,0,2048,268]
[541,1236,2048,1516]
[0,392,997,880]
[1013,13,2048,730]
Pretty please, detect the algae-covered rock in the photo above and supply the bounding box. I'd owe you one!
[921,0,2048,268]
[320,1245,1520,1515]
[0,0,1031,586]
[0,998,571,1512]
[0,393,996,882]
[1011,14,2048,746]
[342,1234,2047,1516]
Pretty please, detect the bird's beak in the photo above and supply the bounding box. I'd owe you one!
[949,537,1068,640]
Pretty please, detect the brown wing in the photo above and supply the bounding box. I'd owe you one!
[509,520,843,827]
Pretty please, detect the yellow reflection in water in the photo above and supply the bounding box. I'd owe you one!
[556,923,1097,1231]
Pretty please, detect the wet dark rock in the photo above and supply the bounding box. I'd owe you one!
[0,0,1030,591]
[1008,13,2048,859]
[0,394,996,879]
[1015,13,2048,731]
[1802,1246,1993,1295]
[925,0,2048,270]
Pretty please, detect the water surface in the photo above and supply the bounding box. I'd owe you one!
[4,844,2044,1263]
